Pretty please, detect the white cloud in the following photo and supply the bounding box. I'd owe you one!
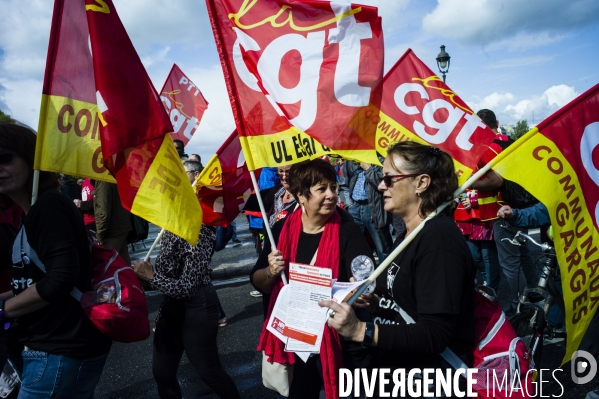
[469,92,516,111]
[0,1,51,80]
[468,85,578,125]
[181,64,236,162]
[113,0,213,53]
[422,0,599,49]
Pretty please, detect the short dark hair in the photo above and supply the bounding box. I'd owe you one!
[386,141,457,218]
[189,154,201,162]
[476,109,498,129]
[183,160,203,173]
[173,139,184,146]
[0,122,60,208]
[288,159,337,201]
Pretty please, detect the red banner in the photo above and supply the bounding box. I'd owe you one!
[377,49,497,183]
[195,130,253,226]
[206,0,384,170]
[160,64,209,146]
[84,0,201,243]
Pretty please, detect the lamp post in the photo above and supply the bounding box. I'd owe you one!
[436,45,451,83]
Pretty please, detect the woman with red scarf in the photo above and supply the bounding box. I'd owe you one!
[250,159,375,399]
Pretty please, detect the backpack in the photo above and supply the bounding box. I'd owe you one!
[75,245,151,343]
[396,286,534,398]
[127,214,149,244]
[469,287,534,399]
[493,137,539,209]
[15,226,151,343]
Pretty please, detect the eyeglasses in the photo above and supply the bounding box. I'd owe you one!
[0,151,15,166]
[380,173,419,187]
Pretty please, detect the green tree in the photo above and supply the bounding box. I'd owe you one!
[513,119,530,140]
[0,109,15,124]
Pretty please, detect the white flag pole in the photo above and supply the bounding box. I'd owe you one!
[249,170,288,285]
[31,170,40,205]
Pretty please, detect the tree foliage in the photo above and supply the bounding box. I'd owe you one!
[513,119,530,140]
[0,109,15,124]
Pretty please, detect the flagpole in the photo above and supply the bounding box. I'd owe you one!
[31,170,40,205]
[249,170,288,285]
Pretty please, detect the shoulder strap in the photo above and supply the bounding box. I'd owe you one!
[16,225,84,302]
[394,302,469,374]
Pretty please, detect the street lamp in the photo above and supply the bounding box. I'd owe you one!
[436,45,451,83]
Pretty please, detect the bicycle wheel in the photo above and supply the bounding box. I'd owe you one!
[509,304,546,369]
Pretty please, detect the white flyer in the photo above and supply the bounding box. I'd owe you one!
[266,265,366,357]
[282,263,332,347]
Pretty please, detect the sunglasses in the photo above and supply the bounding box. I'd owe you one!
[0,151,15,165]
[380,173,419,187]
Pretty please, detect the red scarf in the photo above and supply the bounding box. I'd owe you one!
[257,208,343,399]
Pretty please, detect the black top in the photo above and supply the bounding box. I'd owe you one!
[373,214,476,369]
[11,190,111,358]
[250,209,373,294]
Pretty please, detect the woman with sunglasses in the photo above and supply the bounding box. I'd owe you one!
[0,123,111,398]
[320,141,476,392]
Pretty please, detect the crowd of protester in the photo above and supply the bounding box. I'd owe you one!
[0,110,594,399]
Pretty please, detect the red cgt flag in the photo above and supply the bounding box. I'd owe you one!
[376,49,497,185]
[160,64,209,146]
[206,0,384,170]
[84,0,202,244]
[195,130,253,227]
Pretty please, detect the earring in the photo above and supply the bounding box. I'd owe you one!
[416,192,421,197]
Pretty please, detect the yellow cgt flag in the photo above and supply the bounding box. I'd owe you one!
[492,83,599,364]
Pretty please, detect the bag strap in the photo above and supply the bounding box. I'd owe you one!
[16,225,97,303]
[394,301,469,375]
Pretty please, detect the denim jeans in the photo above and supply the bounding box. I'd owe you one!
[18,350,107,399]
[348,202,392,263]
[493,219,538,309]
[467,240,501,292]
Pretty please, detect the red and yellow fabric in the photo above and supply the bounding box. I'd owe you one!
[35,0,114,183]
[83,0,200,244]
[492,82,599,364]
[206,0,384,170]
[376,49,497,186]
[37,0,200,242]
[195,130,253,227]
[159,64,209,146]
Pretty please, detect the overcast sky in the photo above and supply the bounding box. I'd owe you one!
[1,0,598,162]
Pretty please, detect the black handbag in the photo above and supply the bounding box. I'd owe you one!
[127,214,149,244]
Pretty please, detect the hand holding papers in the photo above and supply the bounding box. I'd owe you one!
[266,262,365,361]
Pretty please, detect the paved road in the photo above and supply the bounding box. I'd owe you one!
[95,218,596,398]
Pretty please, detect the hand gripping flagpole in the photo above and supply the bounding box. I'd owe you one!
[346,162,495,305]
[249,170,288,285]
